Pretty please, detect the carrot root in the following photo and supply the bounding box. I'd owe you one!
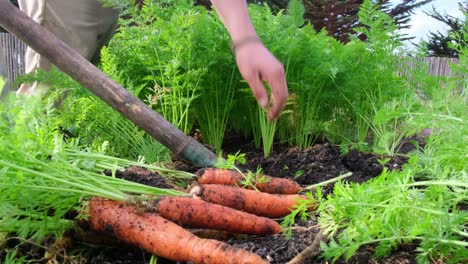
[88,197,267,264]
[190,184,313,218]
[154,196,282,236]
[197,168,303,194]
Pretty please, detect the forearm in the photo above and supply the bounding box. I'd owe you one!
[210,0,288,120]
[209,0,258,43]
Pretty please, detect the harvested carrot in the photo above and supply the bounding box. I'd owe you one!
[197,168,303,194]
[154,196,282,236]
[88,197,267,264]
[190,184,313,218]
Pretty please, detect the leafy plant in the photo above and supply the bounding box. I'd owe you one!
[281,191,317,238]
[327,0,414,153]
[258,105,277,157]
[318,168,467,263]
[0,93,187,243]
[284,31,468,263]
[101,0,205,135]
[194,59,238,154]
[16,68,171,162]
[2,249,26,264]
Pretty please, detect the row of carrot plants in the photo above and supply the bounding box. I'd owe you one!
[96,0,422,156]
[16,0,449,158]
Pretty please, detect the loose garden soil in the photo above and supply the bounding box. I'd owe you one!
[3,134,426,264]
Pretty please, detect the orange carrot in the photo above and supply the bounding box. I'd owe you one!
[190,184,313,218]
[88,197,267,264]
[197,168,303,194]
[154,196,282,236]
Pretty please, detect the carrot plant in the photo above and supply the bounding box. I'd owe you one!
[196,69,237,153]
[331,0,412,151]
[96,0,416,153]
[96,0,447,158]
[258,105,277,157]
[283,25,468,263]
[101,0,205,135]
[15,68,170,162]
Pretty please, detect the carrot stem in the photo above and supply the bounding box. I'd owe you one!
[304,172,353,190]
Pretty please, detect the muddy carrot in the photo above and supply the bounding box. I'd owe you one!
[88,197,267,264]
[197,168,303,194]
[190,184,313,218]
[154,196,282,236]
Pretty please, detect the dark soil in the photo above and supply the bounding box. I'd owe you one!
[80,134,422,264]
[3,134,426,264]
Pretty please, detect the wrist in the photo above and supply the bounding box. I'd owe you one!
[230,36,262,54]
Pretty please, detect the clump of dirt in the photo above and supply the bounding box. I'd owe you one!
[106,166,174,189]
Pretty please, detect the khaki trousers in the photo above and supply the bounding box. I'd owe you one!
[17,0,119,95]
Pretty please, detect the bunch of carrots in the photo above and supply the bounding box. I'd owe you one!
[88,168,313,263]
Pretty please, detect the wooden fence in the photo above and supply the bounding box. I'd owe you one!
[401,57,459,77]
[0,32,462,94]
[0,33,26,94]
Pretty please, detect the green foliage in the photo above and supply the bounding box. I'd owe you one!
[0,94,187,243]
[281,191,316,238]
[0,77,5,94]
[2,249,26,264]
[101,0,246,152]
[16,68,170,162]
[286,0,305,27]
[189,9,238,153]
[100,0,207,135]
[97,0,418,155]
[247,0,414,153]
[284,50,468,263]
[258,104,277,157]
[324,0,414,153]
[97,0,133,8]
[214,151,246,170]
[281,3,468,262]
[318,168,467,263]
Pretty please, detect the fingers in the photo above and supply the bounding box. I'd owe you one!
[266,68,288,120]
[243,66,288,120]
[268,80,288,120]
[243,73,269,109]
[234,43,288,119]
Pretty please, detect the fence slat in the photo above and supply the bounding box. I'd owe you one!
[0,32,26,92]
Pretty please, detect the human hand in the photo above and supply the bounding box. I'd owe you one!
[234,40,288,120]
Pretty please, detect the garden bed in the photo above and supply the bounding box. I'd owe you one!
[0,135,421,264]
[74,134,423,264]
